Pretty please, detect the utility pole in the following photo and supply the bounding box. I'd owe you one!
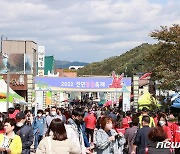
[1,35,3,53]
[6,72,10,111]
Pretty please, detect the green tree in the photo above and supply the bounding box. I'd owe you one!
[148,24,180,90]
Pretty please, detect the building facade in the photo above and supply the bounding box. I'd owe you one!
[0,40,37,109]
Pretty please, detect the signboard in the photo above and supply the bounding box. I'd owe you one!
[0,53,25,73]
[37,46,45,68]
[35,77,131,92]
[122,92,131,112]
[38,70,44,76]
[35,91,44,109]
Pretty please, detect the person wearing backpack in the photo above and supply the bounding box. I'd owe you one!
[32,109,46,152]
[139,107,155,128]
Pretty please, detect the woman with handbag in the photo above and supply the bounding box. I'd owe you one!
[36,118,81,154]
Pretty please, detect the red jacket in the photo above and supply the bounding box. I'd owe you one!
[0,130,4,134]
[9,110,20,119]
[172,123,180,142]
[84,114,96,129]
[122,116,132,129]
[163,125,172,141]
[153,117,158,126]
[116,128,125,134]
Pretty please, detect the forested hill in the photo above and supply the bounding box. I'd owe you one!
[77,43,159,77]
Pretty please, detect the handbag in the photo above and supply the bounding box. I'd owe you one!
[123,142,129,154]
[47,137,52,154]
[123,129,137,154]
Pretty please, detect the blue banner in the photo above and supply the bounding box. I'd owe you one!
[35,77,131,91]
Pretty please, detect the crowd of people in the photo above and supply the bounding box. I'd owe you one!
[0,103,180,154]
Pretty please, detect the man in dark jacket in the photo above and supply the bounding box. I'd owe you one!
[14,112,34,154]
[132,115,151,154]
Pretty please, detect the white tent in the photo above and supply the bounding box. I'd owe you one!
[0,77,24,112]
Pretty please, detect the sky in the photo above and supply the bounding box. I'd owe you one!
[0,0,179,63]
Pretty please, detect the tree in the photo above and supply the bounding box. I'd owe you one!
[147,24,180,90]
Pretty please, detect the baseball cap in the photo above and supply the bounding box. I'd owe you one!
[16,112,26,119]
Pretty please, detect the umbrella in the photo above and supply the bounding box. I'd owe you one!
[16,101,27,105]
[171,93,180,102]
[171,103,180,108]
[171,94,180,108]
[103,101,115,107]
[98,100,106,106]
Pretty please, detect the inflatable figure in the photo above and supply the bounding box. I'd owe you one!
[109,71,124,88]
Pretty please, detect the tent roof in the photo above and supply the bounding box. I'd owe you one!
[0,77,24,102]
[138,91,159,106]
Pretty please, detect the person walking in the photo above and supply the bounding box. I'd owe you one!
[0,118,22,154]
[132,115,151,154]
[44,106,64,135]
[36,118,81,154]
[14,112,34,154]
[148,126,171,154]
[57,107,66,123]
[172,114,180,154]
[124,114,139,154]
[157,112,172,141]
[32,109,46,151]
[95,116,125,154]
[84,111,97,143]
[67,107,88,154]
[139,107,155,128]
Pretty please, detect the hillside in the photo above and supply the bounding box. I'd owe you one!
[55,60,89,69]
[77,43,159,76]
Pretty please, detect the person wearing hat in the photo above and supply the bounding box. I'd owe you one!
[14,112,34,154]
[84,111,96,143]
[139,107,155,128]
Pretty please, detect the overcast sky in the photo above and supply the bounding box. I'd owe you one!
[0,0,179,63]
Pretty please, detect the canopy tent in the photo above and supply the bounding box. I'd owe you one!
[138,91,160,110]
[170,93,180,108]
[0,76,25,112]
[0,77,24,102]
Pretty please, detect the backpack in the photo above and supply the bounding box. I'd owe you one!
[33,117,46,135]
[34,117,45,125]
